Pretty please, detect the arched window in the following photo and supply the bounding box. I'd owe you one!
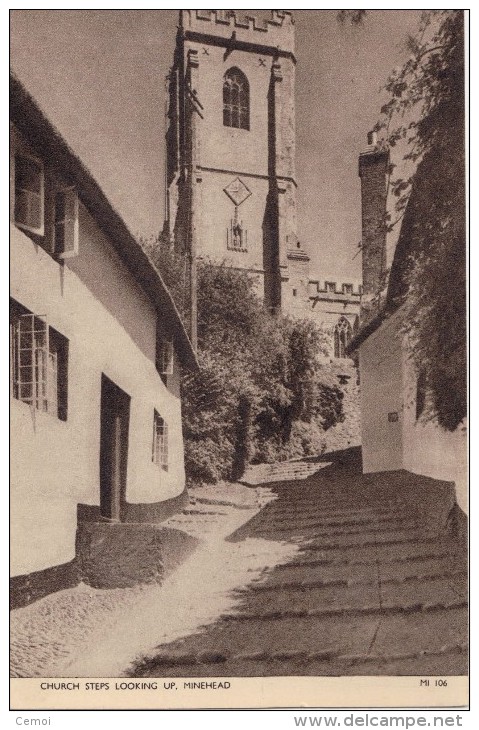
[334,317,352,359]
[223,68,250,130]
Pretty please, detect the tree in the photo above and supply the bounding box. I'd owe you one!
[141,242,347,485]
[140,231,191,328]
[377,11,465,431]
[182,260,345,484]
[337,10,366,26]
[340,10,465,430]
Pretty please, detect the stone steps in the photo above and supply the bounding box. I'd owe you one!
[241,460,327,485]
[250,520,420,539]
[130,456,467,679]
[221,597,467,623]
[191,497,254,510]
[249,553,466,593]
[134,606,468,677]
[136,642,467,676]
[181,508,230,516]
[261,513,416,529]
[244,568,467,594]
[296,532,445,555]
[297,541,461,562]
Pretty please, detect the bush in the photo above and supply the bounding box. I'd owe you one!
[139,242,347,485]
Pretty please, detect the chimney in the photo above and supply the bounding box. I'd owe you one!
[358,131,389,320]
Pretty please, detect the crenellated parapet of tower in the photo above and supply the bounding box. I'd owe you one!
[180,10,295,55]
[308,279,362,298]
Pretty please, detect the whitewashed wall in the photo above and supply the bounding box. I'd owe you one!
[11,205,186,576]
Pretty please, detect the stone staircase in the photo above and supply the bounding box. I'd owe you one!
[131,451,468,678]
[241,458,328,485]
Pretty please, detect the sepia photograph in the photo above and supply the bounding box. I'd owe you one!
[9,7,468,710]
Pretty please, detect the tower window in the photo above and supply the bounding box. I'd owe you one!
[223,68,250,131]
[334,317,352,359]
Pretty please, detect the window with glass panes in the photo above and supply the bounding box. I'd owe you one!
[14,154,44,235]
[223,68,250,131]
[10,300,68,420]
[152,411,168,470]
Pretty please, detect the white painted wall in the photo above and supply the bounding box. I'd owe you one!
[11,208,186,576]
[402,354,468,515]
[359,309,404,473]
[359,305,467,514]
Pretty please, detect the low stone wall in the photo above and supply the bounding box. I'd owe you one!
[11,491,199,609]
[76,522,199,590]
[360,468,461,537]
[10,559,79,610]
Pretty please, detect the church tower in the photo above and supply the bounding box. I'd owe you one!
[164,9,310,321]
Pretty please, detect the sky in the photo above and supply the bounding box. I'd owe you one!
[10,9,422,282]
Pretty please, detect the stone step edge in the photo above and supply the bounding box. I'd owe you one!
[242,463,321,472]
[242,568,468,594]
[135,642,467,671]
[219,598,467,623]
[262,515,417,529]
[298,534,444,552]
[191,497,257,511]
[255,521,421,538]
[264,508,417,521]
[243,467,320,475]
[181,509,230,516]
[269,550,464,571]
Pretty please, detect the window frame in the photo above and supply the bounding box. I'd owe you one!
[14,152,45,236]
[152,410,168,471]
[156,323,174,377]
[223,67,250,131]
[10,300,68,421]
[53,185,80,259]
[333,316,353,359]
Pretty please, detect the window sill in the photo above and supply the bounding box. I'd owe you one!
[11,396,68,424]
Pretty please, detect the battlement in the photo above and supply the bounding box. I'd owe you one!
[308,278,362,299]
[180,10,295,54]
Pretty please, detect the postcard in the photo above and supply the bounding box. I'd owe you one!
[9,8,468,712]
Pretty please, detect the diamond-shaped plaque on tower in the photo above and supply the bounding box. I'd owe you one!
[223,177,252,207]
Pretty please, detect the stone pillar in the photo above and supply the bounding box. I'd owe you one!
[187,48,200,350]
